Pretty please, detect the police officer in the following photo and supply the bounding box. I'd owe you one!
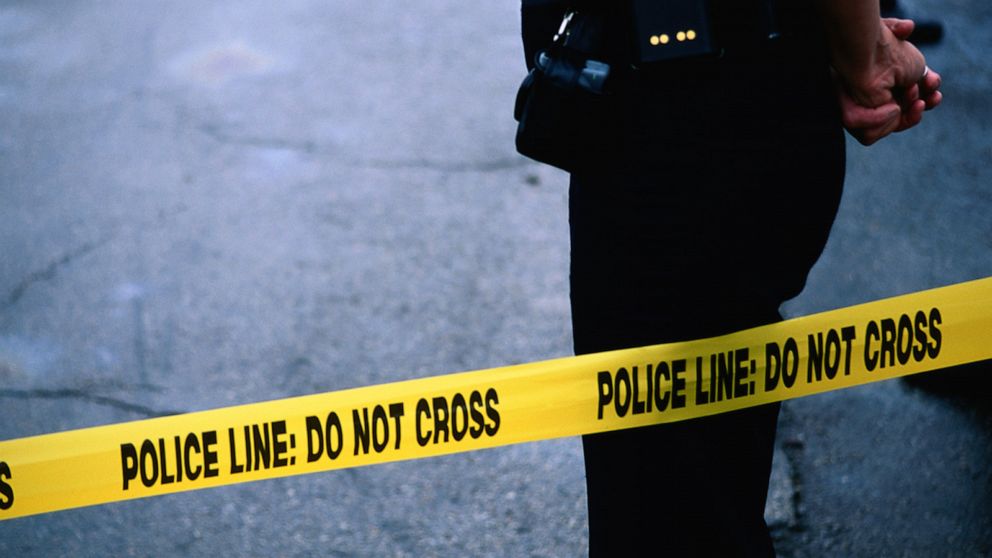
[520,0,940,555]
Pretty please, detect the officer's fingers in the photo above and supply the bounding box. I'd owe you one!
[896,99,926,133]
[857,115,903,145]
[834,75,902,145]
[920,68,942,108]
[924,90,943,110]
[848,113,902,146]
[882,18,916,41]
[903,83,921,105]
[839,94,902,145]
[840,96,901,132]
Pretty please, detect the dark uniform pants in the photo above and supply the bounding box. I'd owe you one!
[568,32,845,557]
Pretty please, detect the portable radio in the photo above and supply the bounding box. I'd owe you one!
[631,0,718,63]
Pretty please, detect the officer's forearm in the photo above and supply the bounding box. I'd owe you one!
[814,0,925,109]
[815,0,886,97]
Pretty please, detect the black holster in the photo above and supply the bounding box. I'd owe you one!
[514,8,620,173]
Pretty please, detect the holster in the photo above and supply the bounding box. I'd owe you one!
[513,10,620,173]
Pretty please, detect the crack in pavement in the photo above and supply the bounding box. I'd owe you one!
[2,206,185,315]
[0,388,182,418]
[198,123,317,153]
[2,239,106,311]
[197,124,527,173]
[356,157,528,173]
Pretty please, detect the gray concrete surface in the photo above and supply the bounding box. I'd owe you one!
[0,0,989,556]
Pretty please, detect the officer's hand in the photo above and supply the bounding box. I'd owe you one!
[836,75,902,146]
[837,18,942,145]
[884,17,943,111]
[882,17,915,41]
[835,18,925,109]
[835,72,937,146]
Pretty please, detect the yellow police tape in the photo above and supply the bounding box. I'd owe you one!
[1,277,991,520]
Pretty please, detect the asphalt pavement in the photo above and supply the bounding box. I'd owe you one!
[1,0,990,556]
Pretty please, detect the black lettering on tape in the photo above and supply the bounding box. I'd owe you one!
[306,412,344,462]
[158,438,175,485]
[782,337,799,387]
[203,431,219,478]
[865,309,942,371]
[865,320,880,371]
[632,366,647,415]
[841,326,856,375]
[734,348,749,398]
[327,413,344,459]
[765,342,781,392]
[484,388,500,436]
[654,362,671,411]
[928,308,942,359]
[121,443,138,490]
[353,408,370,455]
[614,368,632,417]
[807,333,825,382]
[389,403,404,450]
[140,439,158,488]
[469,391,486,438]
[825,329,841,380]
[415,398,432,447]
[880,317,897,368]
[808,327,854,382]
[0,461,13,510]
[227,421,292,469]
[913,311,929,362]
[371,405,389,453]
[599,361,688,418]
[417,390,498,445]
[717,351,733,401]
[432,397,450,444]
[450,394,469,442]
[695,357,709,405]
[353,406,398,456]
[252,423,272,470]
[271,420,289,468]
[172,437,183,483]
[597,371,613,420]
[671,359,687,409]
[229,428,245,474]
[184,433,202,480]
[897,314,914,365]
[698,349,751,401]
[121,432,215,490]
[306,416,323,462]
[644,364,654,413]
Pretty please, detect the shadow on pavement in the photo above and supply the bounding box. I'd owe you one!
[903,360,992,416]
